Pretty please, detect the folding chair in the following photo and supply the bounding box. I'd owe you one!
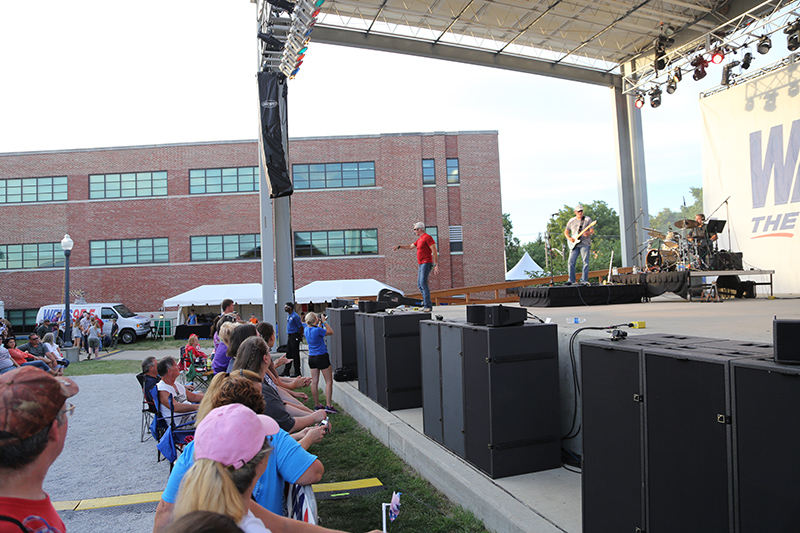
[135,372,158,443]
[150,385,196,469]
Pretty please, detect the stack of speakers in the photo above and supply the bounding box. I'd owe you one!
[325,306,359,378]
[580,330,800,532]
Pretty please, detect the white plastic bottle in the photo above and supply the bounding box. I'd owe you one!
[565,317,586,324]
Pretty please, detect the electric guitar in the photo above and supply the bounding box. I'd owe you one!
[567,220,597,251]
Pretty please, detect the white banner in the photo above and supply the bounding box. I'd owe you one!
[700,61,800,294]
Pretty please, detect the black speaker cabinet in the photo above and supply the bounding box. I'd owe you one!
[465,305,487,325]
[355,313,369,396]
[325,307,358,377]
[774,318,800,364]
[731,358,800,532]
[358,300,388,313]
[462,322,560,478]
[484,304,527,327]
[643,348,733,532]
[355,311,429,411]
[580,341,645,533]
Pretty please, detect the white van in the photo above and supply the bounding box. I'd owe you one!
[36,303,151,344]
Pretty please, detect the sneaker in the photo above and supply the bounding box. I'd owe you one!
[314,405,325,411]
[324,405,339,414]
[580,281,591,286]
[422,307,432,312]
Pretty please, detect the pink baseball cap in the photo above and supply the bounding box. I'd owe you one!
[194,403,279,469]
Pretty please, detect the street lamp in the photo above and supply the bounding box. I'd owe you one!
[61,234,74,347]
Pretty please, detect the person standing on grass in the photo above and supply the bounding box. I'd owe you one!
[303,312,336,414]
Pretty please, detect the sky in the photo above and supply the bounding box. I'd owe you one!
[0,0,784,243]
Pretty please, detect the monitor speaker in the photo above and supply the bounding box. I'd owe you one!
[466,305,487,325]
[484,305,527,327]
[774,318,800,364]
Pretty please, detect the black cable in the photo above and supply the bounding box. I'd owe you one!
[526,311,545,323]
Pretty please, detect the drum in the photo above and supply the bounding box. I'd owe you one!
[660,248,678,271]
[646,249,663,271]
[662,231,681,249]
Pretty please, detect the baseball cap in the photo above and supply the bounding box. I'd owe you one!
[194,404,279,469]
[0,367,79,445]
[575,204,584,211]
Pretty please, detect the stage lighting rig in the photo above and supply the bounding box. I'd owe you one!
[757,35,772,54]
[665,68,682,94]
[711,47,725,64]
[721,60,741,85]
[691,55,708,81]
[652,34,674,72]
[634,93,645,109]
[260,0,326,79]
[741,51,753,69]
[785,19,800,51]
[649,86,662,108]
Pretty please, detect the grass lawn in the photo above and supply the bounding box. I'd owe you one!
[63,359,143,376]
[115,337,215,351]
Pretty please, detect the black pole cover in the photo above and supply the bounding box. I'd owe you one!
[258,71,293,198]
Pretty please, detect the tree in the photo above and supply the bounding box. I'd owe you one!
[649,187,704,232]
[503,213,523,271]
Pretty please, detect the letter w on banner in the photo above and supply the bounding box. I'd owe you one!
[258,71,293,198]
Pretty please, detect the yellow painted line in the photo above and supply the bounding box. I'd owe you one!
[312,477,382,493]
[53,491,163,511]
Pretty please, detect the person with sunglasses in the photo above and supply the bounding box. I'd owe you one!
[0,367,79,532]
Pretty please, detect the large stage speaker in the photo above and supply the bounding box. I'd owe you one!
[325,307,358,377]
[774,318,800,364]
[355,313,370,396]
[731,358,800,531]
[580,341,645,533]
[462,323,560,478]
[420,320,467,456]
[643,348,733,532]
[355,311,429,411]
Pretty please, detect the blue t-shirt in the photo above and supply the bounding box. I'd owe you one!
[287,312,302,334]
[304,325,327,356]
[161,430,317,515]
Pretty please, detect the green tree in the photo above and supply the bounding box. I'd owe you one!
[503,213,523,271]
[649,187,704,232]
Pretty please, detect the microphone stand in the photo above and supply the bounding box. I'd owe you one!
[626,208,645,270]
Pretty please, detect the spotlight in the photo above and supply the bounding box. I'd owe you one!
[786,20,800,51]
[666,79,677,94]
[267,0,296,11]
[757,35,772,54]
[711,48,725,64]
[742,52,753,69]
[258,32,284,52]
[721,60,740,86]
[691,55,708,81]
[654,46,667,71]
[634,93,645,109]
[649,86,662,108]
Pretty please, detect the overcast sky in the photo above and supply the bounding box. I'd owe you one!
[0,0,778,242]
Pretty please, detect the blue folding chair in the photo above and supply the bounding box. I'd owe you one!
[150,385,195,468]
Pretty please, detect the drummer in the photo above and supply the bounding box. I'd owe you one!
[687,213,717,264]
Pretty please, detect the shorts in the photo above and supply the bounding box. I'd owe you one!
[308,353,331,370]
[88,338,100,349]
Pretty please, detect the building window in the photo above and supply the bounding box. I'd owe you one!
[0,176,68,204]
[190,234,261,261]
[449,225,463,253]
[293,162,376,190]
[422,159,435,185]
[90,238,169,266]
[189,167,259,194]
[426,226,438,245]
[294,229,378,257]
[0,243,64,270]
[89,171,167,199]
[5,309,39,335]
[446,159,460,184]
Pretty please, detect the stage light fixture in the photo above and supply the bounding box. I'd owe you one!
[757,35,772,54]
[258,32,284,52]
[742,52,753,69]
[786,19,800,51]
[711,48,725,64]
[649,87,662,108]
[666,78,677,94]
[635,93,645,109]
[691,55,708,81]
[267,0,296,12]
[721,60,740,86]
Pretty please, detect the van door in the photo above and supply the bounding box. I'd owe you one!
[101,307,116,336]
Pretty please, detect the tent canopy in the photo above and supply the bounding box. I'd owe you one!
[506,252,543,280]
[295,279,402,304]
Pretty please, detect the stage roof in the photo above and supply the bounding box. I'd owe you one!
[314,0,776,87]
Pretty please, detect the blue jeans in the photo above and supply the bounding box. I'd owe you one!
[568,243,591,283]
[418,262,433,309]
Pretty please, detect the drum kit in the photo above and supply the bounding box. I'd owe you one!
[641,218,705,272]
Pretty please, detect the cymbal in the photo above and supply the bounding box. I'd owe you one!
[643,227,666,239]
[674,219,700,229]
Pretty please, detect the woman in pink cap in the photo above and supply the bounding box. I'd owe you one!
[173,403,280,532]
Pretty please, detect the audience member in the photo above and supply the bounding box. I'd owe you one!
[153,372,326,532]
[110,318,119,348]
[0,367,79,532]
[41,333,70,371]
[79,312,91,354]
[86,317,102,360]
[3,338,53,374]
[18,334,57,370]
[303,313,337,413]
[163,511,244,533]
[226,323,258,373]
[156,356,204,424]
[35,320,52,340]
[141,356,161,403]
[71,318,82,352]
[185,334,207,367]
[249,314,259,325]
[254,322,313,416]
[282,302,303,377]
[211,314,238,374]
[187,310,197,326]
[221,299,235,315]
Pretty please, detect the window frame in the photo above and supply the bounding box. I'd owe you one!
[0,242,64,270]
[0,176,68,204]
[446,158,460,185]
[189,234,261,262]
[293,228,379,257]
[188,167,259,195]
[89,238,169,266]
[422,159,436,185]
[292,161,376,190]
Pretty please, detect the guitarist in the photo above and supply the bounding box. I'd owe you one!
[564,204,595,285]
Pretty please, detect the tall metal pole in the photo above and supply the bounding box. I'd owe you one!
[61,234,74,347]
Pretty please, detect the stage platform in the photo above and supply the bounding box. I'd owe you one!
[332,294,799,533]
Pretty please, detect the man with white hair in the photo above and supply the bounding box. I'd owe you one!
[394,221,439,312]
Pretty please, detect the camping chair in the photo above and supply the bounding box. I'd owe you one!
[149,385,196,469]
[135,372,158,443]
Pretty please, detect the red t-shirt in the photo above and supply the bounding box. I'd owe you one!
[415,233,435,265]
[0,494,65,532]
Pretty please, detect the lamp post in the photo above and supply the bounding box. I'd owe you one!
[61,234,74,347]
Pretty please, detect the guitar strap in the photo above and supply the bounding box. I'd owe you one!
[577,217,585,235]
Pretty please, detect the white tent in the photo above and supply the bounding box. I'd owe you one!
[163,283,265,307]
[295,279,402,304]
[506,252,544,280]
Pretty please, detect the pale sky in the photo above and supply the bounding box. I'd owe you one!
[0,0,779,242]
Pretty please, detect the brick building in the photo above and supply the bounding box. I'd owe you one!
[0,131,505,328]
